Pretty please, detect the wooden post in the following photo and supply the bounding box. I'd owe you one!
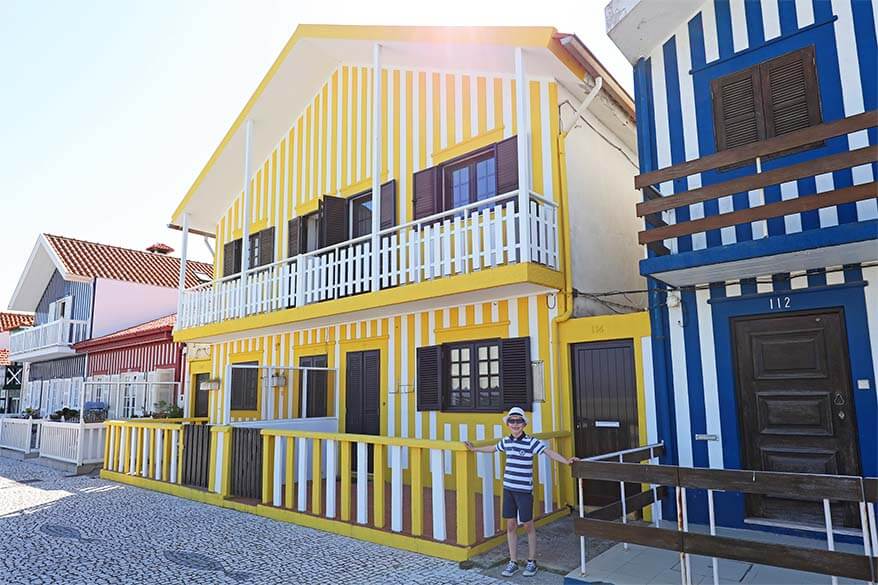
[284,435,295,509]
[261,434,274,505]
[410,446,424,536]
[311,438,323,515]
[340,441,352,521]
[454,449,477,546]
[373,443,385,528]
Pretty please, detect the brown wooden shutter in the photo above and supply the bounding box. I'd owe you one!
[248,232,260,268]
[416,345,443,411]
[413,167,439,220]
[495,136,519,194]
[288,217,302,257]
[760,45,821,138]
[259,227,275,266]
[500,337,532,410]
[223,239,242,277]
[380,180,397,229]
[712,66,765,151]
[320,195,348,246]
[363,350,381,433]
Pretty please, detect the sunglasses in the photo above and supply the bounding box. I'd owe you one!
[506,418,526,424]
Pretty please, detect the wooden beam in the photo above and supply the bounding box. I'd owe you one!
[637,145,878,217]
[635,110,878,188]
[647,241,671,256]
[639,182,877,245]
[572,461,679,484]
[644,213,668,228]
[586,486,668,521]
[678,467,864,502]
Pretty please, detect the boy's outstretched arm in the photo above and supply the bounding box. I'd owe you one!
[545,448,578,465]
[464,440,496,453]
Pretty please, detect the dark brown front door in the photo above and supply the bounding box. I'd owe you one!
[193,373,210,418]
[571,340,639,506]
[346,350,380,472]
[733,309,860,527]
[299,355,328,418]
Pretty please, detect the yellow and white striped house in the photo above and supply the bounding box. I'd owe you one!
[101,25,649,560]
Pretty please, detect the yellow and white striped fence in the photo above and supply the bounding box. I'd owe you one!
[103,419,208,484]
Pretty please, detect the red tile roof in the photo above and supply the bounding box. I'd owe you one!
[44,234,213,289]
[74,313,176,351]
[0,349,9,367]
[0,312,34,333]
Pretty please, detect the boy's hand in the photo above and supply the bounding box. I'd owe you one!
[567,456,580,464]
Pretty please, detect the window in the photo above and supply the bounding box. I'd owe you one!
[48,296,72,321]
[303,213,321,252]
[416,336,532,412]
[712,46,821,152]
[223,239,243,277]
[412,136,518,220]
[350,193,373,239]
[230,361,258,411]
[298,355,328,418]
[447,341,501,411]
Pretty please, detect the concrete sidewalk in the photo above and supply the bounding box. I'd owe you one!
[563,522,868,585]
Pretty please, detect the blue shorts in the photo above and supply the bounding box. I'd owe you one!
[502,489,534,523]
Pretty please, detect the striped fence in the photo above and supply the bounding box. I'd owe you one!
[39,421,105,465]
[103,419,208,484]
[257,429,569,548]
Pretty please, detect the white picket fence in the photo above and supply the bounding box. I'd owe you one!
[179,190,559,328]
[0,418,41,454]
[38,421,105,465]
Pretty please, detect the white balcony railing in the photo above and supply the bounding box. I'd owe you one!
[179,190,559,329]
[9,318,89,358]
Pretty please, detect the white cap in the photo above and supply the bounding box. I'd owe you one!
[502,406,528,425]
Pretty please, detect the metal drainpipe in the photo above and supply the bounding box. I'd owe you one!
[551,78,603,503]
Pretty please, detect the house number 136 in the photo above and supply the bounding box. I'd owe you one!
[769,296,791,309]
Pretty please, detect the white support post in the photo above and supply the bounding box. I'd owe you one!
[223,364,233,425]
[579,478,586,575]
[823,499,838,585]
[240,119,254,318]
[619,453,628,550]
[301,369,308,419]
[707,489,719,585]
[75,373,86,466]
[170,430,179,483]
[176,212,190,322]
[370,43,383,293]
[514,47,531,264]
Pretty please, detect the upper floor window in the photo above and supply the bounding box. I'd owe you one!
[222,227,275,277]
[413,136,518,220]
[712,46,821,152]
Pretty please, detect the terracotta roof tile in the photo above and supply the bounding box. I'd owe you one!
[44,234,213,289]
[83,313,176,346]
[0,312,34,333]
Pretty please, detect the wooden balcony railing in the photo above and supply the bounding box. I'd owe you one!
[635,110,878,256]
[9,318,89,358]
[572,446,878,583]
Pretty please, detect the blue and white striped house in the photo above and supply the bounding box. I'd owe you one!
[606,0,877,529]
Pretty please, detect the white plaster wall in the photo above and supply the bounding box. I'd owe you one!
[90,279,178,338]
[562,85,646,315]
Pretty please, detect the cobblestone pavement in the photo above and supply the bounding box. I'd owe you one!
[0,458,506,585]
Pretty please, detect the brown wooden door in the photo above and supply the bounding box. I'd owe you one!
[193,373,210,418]
[299,355,328,418]
[571,340,639,506]
[732,309,860,527]
[345,350,380,471]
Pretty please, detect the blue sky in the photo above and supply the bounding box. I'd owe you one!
[0,0,632,308]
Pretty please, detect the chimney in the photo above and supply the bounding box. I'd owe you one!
[146,243,174,255]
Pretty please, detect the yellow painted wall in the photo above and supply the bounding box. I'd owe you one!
[213,65,561,278]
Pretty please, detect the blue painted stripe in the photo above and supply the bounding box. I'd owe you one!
[640,219,878,276]
[744,0,765,51]
[662,38,693,253]
[715,0,736,59]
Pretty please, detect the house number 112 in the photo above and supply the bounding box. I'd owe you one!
[769,296,791,309]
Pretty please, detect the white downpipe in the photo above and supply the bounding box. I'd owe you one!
[240,119,254,318]
[176,212,190,322]
[223,363,233,425]
[514,47,531,264]
[561,77,603,136]
[370,43,382,293]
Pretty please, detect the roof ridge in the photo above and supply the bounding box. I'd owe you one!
[43,233,207,262]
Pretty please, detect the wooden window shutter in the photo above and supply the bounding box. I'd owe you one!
[248,232,260,268]
[413,166,439,220]
[320,195,349,246]
[287,217,302,257]
[223,239,242,276]
[380,180,397,229]
[500,337,532,410]
[711,66,765,151]
[259,227,275,266]
[231,361,258,411]
[416,345,443,411]
[495,136,519,194]
[760,45,821,138]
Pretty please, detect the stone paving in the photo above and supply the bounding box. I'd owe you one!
[0,457,508,585]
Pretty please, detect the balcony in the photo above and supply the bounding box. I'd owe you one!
[178,190,559,331]
[9,318,89,362]
[635,111,878,286]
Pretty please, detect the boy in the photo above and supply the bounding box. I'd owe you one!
[465,406,576,577]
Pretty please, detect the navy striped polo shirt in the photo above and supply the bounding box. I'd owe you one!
[496,433,547,493]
